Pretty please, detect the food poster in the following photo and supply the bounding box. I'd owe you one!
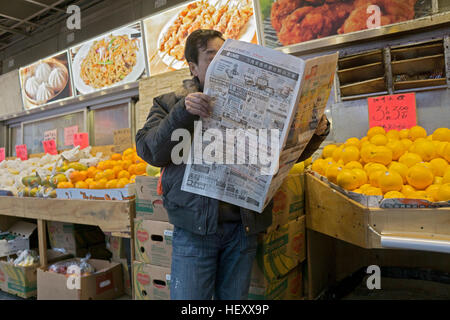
[143,0,259,76]
[19,51,74,110]
[256,0,433,48]
[69,21,146,95]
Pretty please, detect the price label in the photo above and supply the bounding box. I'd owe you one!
[0,148,5,162]
[64,125,78,146]
[113,128,132,153]
[368,93,417,131]
[44,129,57,144]
[15,145,28,161]
[73,132,89,149]
[42,139,58,155]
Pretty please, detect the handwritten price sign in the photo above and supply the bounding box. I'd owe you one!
[43,139,58,155]
[368,93,417,130]
[15,145,28,161]
[0,148,5,162]
[73,132,89,149]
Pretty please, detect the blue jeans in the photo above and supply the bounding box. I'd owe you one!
[170,222,257,300]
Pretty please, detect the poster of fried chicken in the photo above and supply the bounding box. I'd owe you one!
[257,0,433,48]
[143,0,258,76]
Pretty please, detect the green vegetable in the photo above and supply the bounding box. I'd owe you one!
[98,60,113,65]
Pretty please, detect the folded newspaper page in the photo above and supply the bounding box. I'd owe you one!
[181,39,338,213]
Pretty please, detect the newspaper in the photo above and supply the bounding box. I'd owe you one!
[181,39,338,213]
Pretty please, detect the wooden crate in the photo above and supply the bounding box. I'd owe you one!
[305,172,450,250]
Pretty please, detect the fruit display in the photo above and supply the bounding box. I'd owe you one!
[8,250,39,267]
[48,254,95,276]
[311,126,450,205]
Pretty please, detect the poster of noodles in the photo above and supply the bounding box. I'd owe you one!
[143,0,259,76]
[256,0,434,48]
[19,51,74,110]
[70,21,146,95]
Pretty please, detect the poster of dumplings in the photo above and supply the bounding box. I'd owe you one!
[257,0,433,48]
[143,0,258,77]
[69,21,146,95]
[19,51,74,110]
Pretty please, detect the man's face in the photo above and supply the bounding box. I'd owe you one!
[189,37,224,89]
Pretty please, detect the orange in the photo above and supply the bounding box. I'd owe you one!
[442,142,450,162]
[401,185,416,196]
[117,178,130,188]
[57,181,74,189]
[312,159,327,176]
[388,161,408,184]
[94,171,106,181]
[128,164,138,176]
[378,171,403,193]
[96,161,107,171]
[110,153,122,161]
[88,181,99,189]
[332,145,344,162]
[326,164,344,184]
[106,179,118,189]
[399,129,409,139]
[386,130,400,140]
[360,145,392,166]
[370,134,388,146]
[121,160,133,170]
[134,163,147,175]
[112,165,123,177]
[436,183,450,202]
[85,178,94,185]
[122,148,134,158]
[429,158,449,177]
[130,175,137,183]
[360,141,374,149]
[443,170,450,184]
[86,167,98,179]
[384,191,405,199]
[360,136,369,144]
[426,184,441,202]
[337,169,359,191]
[69,170,87,183]
[408,125,427,141]
[352,189,362,194]
[416,162,433,171]
[432,128,450,142]
[344,137,360,148]
[104,160,114,170]
[369,170,384,188]
[399,152,422,168]
[344,161,363,170]
[352,168,368,187]
[322,145,337,158]
[385,140,406,161]
[75,181,88,189]
[409,191,433,202]
[360,184,372,192]
[406,165,434,190]
[410,140,436,161]
[117,170,131,180]
[133,153,145,164]
[434,176,443,185]
[322,158,336,175]
[363,187,383,196]
[96,179,107,189]
[400,139,413,150]
[367,126,386,139]
[340,146,360,164]
[103,169,116,180]
[364,163,388,176]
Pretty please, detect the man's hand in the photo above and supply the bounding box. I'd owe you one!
[315,114,329,136]
[185,92,213,118]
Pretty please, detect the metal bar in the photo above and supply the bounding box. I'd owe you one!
[23,0,65,13]
[383,47,394,94]
[381,235,450,254]
[0,24,30,36]
[0,13,40,27]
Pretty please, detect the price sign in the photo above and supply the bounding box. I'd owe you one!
[42,139,58,155]
[368,93,417,130]
[113,128,132,153]
[15,145,28,161]
[64,125,78,146]
[0,148,5,162]
[44,129,57,144]
[73,132,89,149]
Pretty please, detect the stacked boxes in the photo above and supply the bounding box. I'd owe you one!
[105,235,132,296]
[133,176,172,300]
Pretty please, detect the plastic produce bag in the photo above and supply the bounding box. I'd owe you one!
[48,253,95,276]
[9,249,39,267]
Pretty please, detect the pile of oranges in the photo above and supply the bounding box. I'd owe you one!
[58,147,148,189]
[311,126,450,202]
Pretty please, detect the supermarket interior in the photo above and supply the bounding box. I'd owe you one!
[0,0,449,302]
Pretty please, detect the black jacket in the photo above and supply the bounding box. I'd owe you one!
[136,78,329,236]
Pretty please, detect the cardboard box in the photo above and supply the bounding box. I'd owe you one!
[133,261,170,300]
[252,215,305,285]
[269,173,304,233]
[114,258,132,297]
[55,184,135,200]
[134,219,173,268]
[106,236,126,260]
[0,249,72,298]
[0,221,36,257]
[37,258,123,300]
[135,176,168,221]
[248,265,303,300]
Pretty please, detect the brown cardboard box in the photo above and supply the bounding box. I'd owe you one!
[113,258,132,297]
[135,176,168,221]
[133,261,170,300]
[37,258,123,300]
[106,236,126,260]
[248,265,303,300]
[252,215,306,285]
[134,219,173,268]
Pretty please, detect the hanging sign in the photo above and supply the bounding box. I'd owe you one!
[368,93,417,130]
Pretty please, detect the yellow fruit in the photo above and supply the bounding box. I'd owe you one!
[106,179,118,189]
[434,176,443,185]
[400,139,413,150]
[85,178,94,185]
[130,175,137,183]
[411,140,437,161]
[322,145,338,159]
[96,161,107,171]
[364,163,388,176]
[370,134,388,146]
[304,157,312,167]
[369,170,384,188]
[436,183,450,202]
[332,145,344,162]
[103,169,116,180]
[352,189,362,193]
[344,137,360,148]
[386,130,400,140]
[112,165,123,177]
[367,126,386,139]
[344,161,363,170]
[399,129,409,139]
[94,171,106,182]
[326,164,344,184]
[409,191,433,202]
[388,162,408,184]
[340,146,360,164]
[290,162,305,174]
[432,128,450,142]
[408,126,427,141]
[361,145,392,166]
[426,184,441,202]
[69,171,87,183]
[443,170,450,184]
[57,181,74,189]
[352,168,368,187]
[96,179,107,189]
[429,158,449,177]
[68,162,88,171]
[442,142,450,162]
[337,169,359,191]
[384,191,405,199]
[360,184,372,191]
[378,171,403,194]
[385,140,406,161]
[406,165,434,190]
[86,167,98,179]
[360,141,374,149]
[75,181,88,189]
[134,163,148,175]
[117,170,131,180]
[110,153,122,161]
[117,178,130,188]
[364,187,383,196]
[401,185,416,196]
[399,152,423,168]
[312,159,327,176]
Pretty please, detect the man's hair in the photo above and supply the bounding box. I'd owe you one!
[184,29,225,64]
